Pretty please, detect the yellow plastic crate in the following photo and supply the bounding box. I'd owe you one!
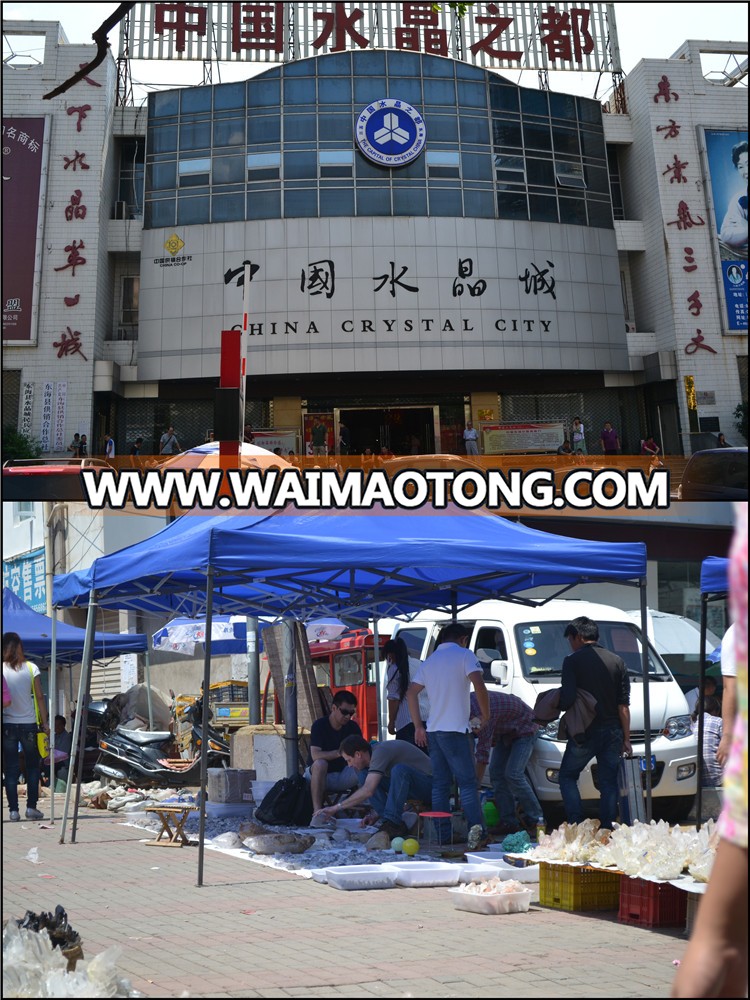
[539,862,620,912]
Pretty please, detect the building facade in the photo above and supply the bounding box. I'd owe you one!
[2,17,747,459]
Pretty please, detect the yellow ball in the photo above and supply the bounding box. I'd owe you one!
[402,838,420,856]
[391,837,405,853]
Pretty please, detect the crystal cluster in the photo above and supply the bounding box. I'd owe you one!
[528,819,718,881]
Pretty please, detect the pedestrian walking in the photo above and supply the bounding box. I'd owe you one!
[129,437,144,469]
[2,631,48,822]
[159,426,181,455]
[600,421,620,456]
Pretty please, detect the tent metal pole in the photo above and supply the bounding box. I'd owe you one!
[197,568,214,888]
[50,612,57,824]
[640,582,653,822]
[144,648,154,730]
[60,588,97,844]
[284,620,299,778]
[247,616,260,725]
[695,593,709,829]
[451,590,458,623]
[372,618,383,742]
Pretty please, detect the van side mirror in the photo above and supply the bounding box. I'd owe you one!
[490,660,510,684]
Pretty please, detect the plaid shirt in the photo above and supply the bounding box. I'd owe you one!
[696,713,724,787]
[470,691,539,765]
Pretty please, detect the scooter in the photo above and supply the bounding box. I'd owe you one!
[89,696,229,788]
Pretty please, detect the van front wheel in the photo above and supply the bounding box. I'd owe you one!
[651,795,695,824]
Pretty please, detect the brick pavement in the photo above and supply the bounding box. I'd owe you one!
[2,797,687,998]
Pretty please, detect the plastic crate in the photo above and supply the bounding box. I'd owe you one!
[539,863,620,912]
[618,876,688,928]
[208,681,248,704]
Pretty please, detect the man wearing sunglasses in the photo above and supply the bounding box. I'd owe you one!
[305,690,361,813]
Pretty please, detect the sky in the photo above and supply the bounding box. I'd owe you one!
[3,2,748,105]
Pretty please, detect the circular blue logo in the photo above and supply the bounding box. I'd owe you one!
[355,99,426,167]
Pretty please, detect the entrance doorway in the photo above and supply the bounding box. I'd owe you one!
[335,406,439,455]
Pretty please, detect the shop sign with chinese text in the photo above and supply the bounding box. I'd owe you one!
[122,2,619,72]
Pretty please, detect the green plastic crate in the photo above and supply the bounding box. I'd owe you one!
[539,862,620,912]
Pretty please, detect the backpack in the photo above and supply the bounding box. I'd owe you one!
[254,773,313,827]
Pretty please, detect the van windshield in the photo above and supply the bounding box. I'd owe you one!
[512,621,671,681]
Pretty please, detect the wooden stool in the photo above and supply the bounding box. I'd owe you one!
[418,811,454,849]
[144,804,198,847]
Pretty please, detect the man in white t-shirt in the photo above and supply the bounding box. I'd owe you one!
[407,623,489,841]
[716,622,737,767]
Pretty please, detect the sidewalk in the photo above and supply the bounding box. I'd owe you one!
[2,798,687,999]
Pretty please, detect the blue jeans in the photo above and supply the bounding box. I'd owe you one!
[489,733,544,827]
[366,763,433,826]
[3,723,41,812]
[559,724,624,829]
[428,730,484,835]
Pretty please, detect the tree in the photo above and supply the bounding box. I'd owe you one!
[2,425,43,461]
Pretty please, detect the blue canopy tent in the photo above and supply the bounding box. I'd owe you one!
[3,587,147,662]
[695,556,730,827]
[53,503,652,883]
[2,587,147,822]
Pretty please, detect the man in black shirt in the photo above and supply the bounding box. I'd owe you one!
[305,690,361,813]
[558,616,631,829]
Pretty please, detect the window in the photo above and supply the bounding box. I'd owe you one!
[118,276,139,340]
[395,628,428,658]
[319,150,353,178]
[495,154,525,184]
[607,146,625,220]
[427,150,460,178]
[14,501,35,523]
[333,652,363,687]
[556,164,586,189]
[247,152,280,181]
[178,157,210,186]
[118,139,145,217]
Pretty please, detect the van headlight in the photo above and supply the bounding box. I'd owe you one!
[537,721,561,741]
[662,715,692,740]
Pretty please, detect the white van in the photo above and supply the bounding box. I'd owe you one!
[389,599,697,824]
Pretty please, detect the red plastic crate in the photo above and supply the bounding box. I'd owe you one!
[618,876,688,928]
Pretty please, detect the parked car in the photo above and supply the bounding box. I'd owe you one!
[677,447,748,501]
[388,599,698,824]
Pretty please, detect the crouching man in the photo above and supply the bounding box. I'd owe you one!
[313,736,433,841]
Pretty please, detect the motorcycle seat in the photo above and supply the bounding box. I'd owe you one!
[115,726,173,744]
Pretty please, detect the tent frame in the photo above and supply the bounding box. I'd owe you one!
[60,569,653,886]
[55,514,652,886]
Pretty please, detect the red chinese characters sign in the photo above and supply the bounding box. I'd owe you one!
[2,117,47,343]
[123,2,618,72]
